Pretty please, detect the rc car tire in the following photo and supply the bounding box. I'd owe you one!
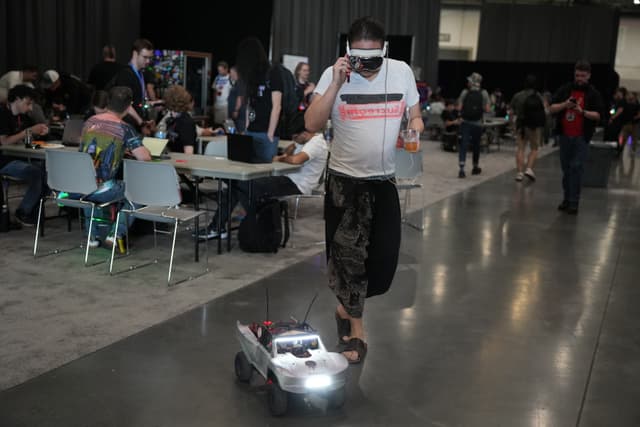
[267,379,288,416]
[327,386,346,409]
[234,351,252,382]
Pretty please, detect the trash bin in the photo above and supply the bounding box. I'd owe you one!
[583,141,616,188]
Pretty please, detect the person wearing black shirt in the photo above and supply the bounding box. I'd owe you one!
[236,37,283,162]
[159,85,197,154]
[620,91,640,153]
[441,99,461,133]
[112,38,156,133]
[41,70,92,118]
[87,45,123,91]
[0,85,49,226]
[549,60,604,215]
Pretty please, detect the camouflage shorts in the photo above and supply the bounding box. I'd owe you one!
[325,173,401,318]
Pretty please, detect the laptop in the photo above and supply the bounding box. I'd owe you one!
[142,137,170,159]
[226,134,256,163]
[60,119,84,146]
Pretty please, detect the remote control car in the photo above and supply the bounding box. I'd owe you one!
[234,317,349,416]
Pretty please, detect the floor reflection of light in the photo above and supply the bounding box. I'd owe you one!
[501,220,510,256]
[432,264,447,306]
[553,344,571,387]
[530,406,551,427]
[510,268,541,328]
[480,221,493,266]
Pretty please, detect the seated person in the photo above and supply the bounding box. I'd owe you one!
[198,112,328,239]
[76,86,151,248]
[158,85,198,154]
[0,85,49,226]
[441,99,461,133]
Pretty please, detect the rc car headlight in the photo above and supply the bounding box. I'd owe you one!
[305,375,332,389]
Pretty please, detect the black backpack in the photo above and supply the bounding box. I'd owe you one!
[461,90,484,121]
[519,91,546,129]
[238,198,290,253]
[272,63,300,140]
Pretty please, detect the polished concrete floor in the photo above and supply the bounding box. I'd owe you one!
[1,149,639,427]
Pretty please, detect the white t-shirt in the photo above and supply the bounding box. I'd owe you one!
[314,58,419,178]
[285,134,328,195]
[212,74,231,106]
[0,71,35,103]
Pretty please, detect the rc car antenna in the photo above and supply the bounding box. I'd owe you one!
[302,291,319,326]
[265,287,270,321]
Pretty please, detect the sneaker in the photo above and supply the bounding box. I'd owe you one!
[87,238,100,249]
[515,172,524,182]
[198,226,228,240]
[103,235,127,253]
[557,201,570,211]
[15,210,36,227]
[524,168,536,181]
[458,169,466,178]
[471,166,482,175]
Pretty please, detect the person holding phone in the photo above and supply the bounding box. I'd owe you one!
[549,60,603,215]
[305,16,424,364]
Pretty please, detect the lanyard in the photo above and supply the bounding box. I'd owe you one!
[130,63,146,101]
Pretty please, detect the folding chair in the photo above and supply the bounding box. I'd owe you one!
[33,150,121,265]
[109,159,209,286]
[395,149,424,231]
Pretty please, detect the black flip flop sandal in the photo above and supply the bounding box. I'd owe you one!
[343,337,367,364]
[335,311,351,345]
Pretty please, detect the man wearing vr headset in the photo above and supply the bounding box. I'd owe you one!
[306,16,424,364]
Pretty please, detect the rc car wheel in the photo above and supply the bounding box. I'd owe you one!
[234,351,252,382]
[327,386,346,409]
[267,378,288,416]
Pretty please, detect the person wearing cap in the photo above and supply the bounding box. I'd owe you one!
[456,72,491,178]
[198,111,328,240]
[0,85,49,226]
[41,69,92,119]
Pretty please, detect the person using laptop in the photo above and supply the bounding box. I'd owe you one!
[199,111,328,240]
[0,85,49,226]
[77,86,151,248]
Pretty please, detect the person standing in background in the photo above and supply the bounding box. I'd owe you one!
[510,74,547,182]
[111,38,156,134]
[226,65,246,133]
[294,62,315,111]
[212,61,231,126]
[549,60,603,215]
[305,16,424,364]
[87,45,123,91]
[456,72,491,178]
[235,37,283,162]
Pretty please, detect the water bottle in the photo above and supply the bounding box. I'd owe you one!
[155,121,167,139]
[24,128,33,148]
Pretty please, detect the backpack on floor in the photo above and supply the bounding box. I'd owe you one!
[238,197,290,253]
[461,90,484,121]
[519,91,546,129]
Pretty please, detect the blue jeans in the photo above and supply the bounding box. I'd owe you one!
[0,160,46,218]
[558,135,589,207]
[245,131,279,163]
[70,181,134,238]
[459,121,483,168]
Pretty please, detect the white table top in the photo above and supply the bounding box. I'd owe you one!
[0,144,300,180]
